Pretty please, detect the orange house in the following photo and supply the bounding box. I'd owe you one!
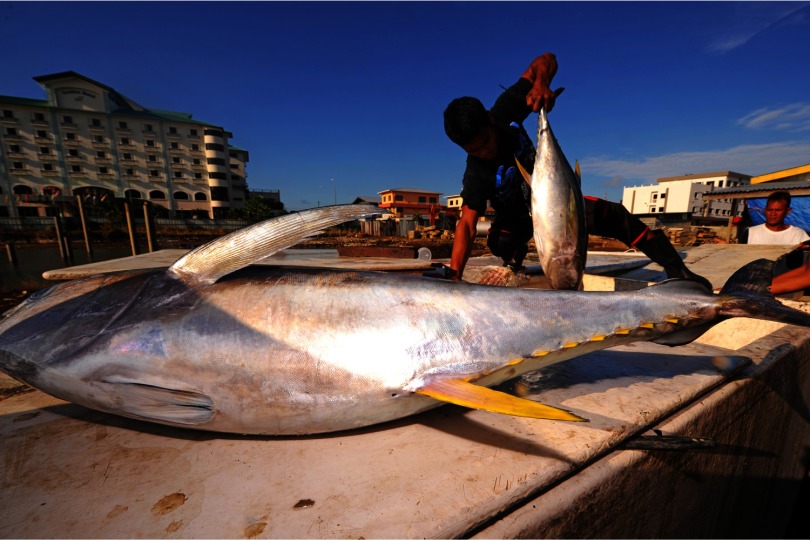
[378,188,443,225]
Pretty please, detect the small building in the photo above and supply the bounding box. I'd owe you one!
[378,187,442,225]
[622,171,751,227]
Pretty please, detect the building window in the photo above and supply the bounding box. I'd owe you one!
[172,156,181,164]
[39,147,50,155]
[148,154,158,162]
[71,165,82,173]
[68,149,80,157]
[12,161,24,169]
[9,144,21,153]
[209,172,227,180]
[90,118,102,127]
[99,166,109,174]
[205,143,224,151]
[207,158,226,166]
[3,109,14,119]
[65,132,77,141]
[145,139,156,147]
[194,192,207,201]
[120,137,131,146]
[62,115,73,124]
[150,169,160,177]
[96,151,106,159]
[122,152,134,161]
[193,158,201,165]
[171,142,180,150]
[32,112,46,123]
[210,186,229,201]
[5,127,17,136]
[418,196,426,203]
[42,163,54,171]
[430,197,437,203]
[189,128,198,136]
[395,195,404,202]
[36,130,48,139]
[659,193,666,200]
[94,135,105,144]
[194,172,203,179]
[118,121,128,129]
[191,144,200,151]
[150,190,166,200]
[174,171,183,179]
[143,123,153,132]
[173,191,189,200]
[126,168,135,176]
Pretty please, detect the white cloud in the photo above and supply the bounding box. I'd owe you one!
[737,103,810,132]
[584,141,810,186]
[706,3,809,54]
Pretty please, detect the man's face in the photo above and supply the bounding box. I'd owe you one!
[764,199,791,227]
[462,125,498,160]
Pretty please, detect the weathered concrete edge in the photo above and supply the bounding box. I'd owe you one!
[471,325,810,538]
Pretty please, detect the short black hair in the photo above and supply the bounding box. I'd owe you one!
[767,190,792,206]
[443,96,489,146]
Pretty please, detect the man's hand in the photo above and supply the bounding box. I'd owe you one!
[527,86,564,113]
[522,53,562,112]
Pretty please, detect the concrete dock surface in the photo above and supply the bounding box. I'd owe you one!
[1,243,809,537]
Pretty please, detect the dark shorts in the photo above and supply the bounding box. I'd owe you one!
[584,196,649,246]
[487,197,650,259]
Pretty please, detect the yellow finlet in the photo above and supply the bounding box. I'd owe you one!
[614,327,632,335]
[532,350,549,357]
[415,378,586,422]
[665,317,680,324]
[589,334,607,342]
[639,322,655,329]
[563,342,580,349]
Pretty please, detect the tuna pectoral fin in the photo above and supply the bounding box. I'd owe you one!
[414,379,586,422]
[103,381,214,425]
[515,157,532,185]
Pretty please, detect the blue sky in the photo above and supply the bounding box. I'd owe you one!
[2,1,810,211]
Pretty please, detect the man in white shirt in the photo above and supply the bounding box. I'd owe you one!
[746,191,810,245]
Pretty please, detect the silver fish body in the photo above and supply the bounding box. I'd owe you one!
[2,206,809,435]
[527,108,587,290]
[1,255,807,435]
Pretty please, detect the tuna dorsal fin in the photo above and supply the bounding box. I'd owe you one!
[169,204,383,284]
[515,156,532,185]
[414,378,586,422]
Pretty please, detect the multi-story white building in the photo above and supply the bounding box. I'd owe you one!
[622,171,751,226]
[0,71,248,219]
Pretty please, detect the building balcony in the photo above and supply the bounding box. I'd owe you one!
[60,121,77,129]
[0,115,18,124]
[168,145,184,153]
[34,135,52,143]
[31,119,49,127]
[91,140,108,148]
[3,133,21,141]
[11,167,30,175]
[41,169,60,177]
[166,131,181,138]
[98,172,116,180]
[89,123,105,131]
[63,138,81,146]
[38,152,56,160]
[66,155,84,162]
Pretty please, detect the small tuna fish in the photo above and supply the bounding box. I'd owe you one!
[1,205,808,435]
[517,107,587,290]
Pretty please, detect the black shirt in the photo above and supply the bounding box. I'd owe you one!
[459,78,536,230]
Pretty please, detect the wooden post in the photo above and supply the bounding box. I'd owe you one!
[63,235,74,263]
[124,201,138,256]
[726,198,740,244]
[143,202,155,253]
[5,243,17,265]
[53,214,67,261]
[76,195,93,259]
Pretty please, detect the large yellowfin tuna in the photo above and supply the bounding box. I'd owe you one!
[1,205,809,435]
[517,107,587,290]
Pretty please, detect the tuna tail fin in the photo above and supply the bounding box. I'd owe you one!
[169,204,384,284]
[718,258,810,326]
[415,378,586,422]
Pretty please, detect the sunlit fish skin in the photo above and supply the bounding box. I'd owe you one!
[1,206,809,435]
[519,107,587,290]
